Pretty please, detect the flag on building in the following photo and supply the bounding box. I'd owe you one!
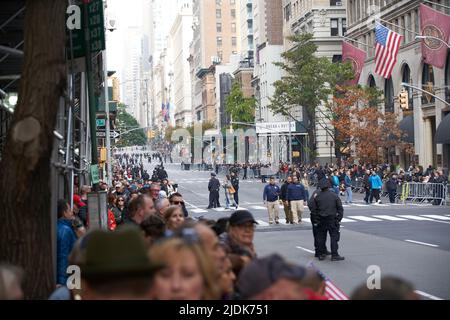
[161,103,167,121]
[307,262,349,300]
[342,41,366,85]
[374,22,403,79]
[419,4,450,69]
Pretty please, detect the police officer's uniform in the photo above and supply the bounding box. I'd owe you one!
[207,172,221,209]
[309,179,345,261]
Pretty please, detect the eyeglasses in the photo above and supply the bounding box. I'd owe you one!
[172,201,184,205]
[118,199,125,202]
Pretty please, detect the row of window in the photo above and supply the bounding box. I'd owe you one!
[216,9,236,19]
[216,22,237,33]
[216,36,238,47]
[296,18,346,37]
[215,0,236,6]
[285,0,344,23]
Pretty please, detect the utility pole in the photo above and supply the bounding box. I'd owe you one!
[103,50,112,186]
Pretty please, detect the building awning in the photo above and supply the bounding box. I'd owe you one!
[436,113,450,144]
[399,114,414,143]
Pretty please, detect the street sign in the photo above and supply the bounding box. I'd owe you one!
[97,130,120,139]
[90,164,100,184]
[66,0,105,59]
[96,119,105,127]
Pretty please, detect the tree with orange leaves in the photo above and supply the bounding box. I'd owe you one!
[318,86,414,164]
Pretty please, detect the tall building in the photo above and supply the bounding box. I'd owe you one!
[169,1,194,127]
[346,0,450,169]
[240,0,255,62]
[282,0,347,164]
[190,0,242,124]
[252,0,286,163]
[122,26,142,121]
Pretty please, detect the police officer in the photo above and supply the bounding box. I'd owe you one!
[308,180,331,258]
[207,172,221,209]
[309,178,345,261]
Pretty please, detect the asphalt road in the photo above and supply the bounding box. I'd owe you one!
[147,161,450,300]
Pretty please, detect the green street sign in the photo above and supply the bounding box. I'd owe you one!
[96,119,106,127]
[90,164,100,185]
[66,0,105,59]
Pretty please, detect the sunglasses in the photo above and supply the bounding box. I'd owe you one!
[172,201,184,205]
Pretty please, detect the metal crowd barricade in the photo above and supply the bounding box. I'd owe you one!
[351,178,365,193]
[401,182,448,205]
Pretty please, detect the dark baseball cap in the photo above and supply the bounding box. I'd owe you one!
[229,209,258,226]
[237,254,307,299]
[211,172,216,176]
[318,178,330,189]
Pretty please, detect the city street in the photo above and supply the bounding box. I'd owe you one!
[154,162,450,300]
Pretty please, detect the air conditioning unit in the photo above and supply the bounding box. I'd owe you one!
[211,56,221,64]
[335,1,343,6]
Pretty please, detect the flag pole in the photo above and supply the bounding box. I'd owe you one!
[340,35,374,49]
[377,18,421,36]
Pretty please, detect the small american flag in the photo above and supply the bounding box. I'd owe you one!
[374,22,402,79]
[307,262,349,300]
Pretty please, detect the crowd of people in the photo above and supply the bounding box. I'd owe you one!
[1,151,445,300]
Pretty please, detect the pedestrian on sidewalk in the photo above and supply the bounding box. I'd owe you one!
[369,171,383,204]
[263,177,281,224]
[344,170,353,204]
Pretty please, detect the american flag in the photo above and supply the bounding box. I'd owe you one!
[307,262,349,300]
[374,22,402,79]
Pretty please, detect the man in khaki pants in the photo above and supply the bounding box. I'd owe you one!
[263,176,281,224]
[287,176,306,224]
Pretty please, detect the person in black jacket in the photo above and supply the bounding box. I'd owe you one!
[308,188,331,258]
[207,172,221,209]
[386,174,398,204]
[280,176,293,224]
[309,179,345,261]
[363,170,372,204]
[231,171,240,206]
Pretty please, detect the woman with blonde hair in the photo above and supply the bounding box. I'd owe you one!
[149,237,221,300]
[163,205,185,231]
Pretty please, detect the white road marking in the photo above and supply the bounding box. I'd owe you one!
[352,204,369,207]
[191,209,208,214]
[256,220,270,227]
[340,218,357,223]
[414,290,444,300]
[421,215,450,221]
[398,215,437,221]
[348,216,382,222]
[251,206,267,210]
[405,240,439,248]
[301,218,311,223]
[213,207,226,212]
[296,246,315,254]
[372,215,408,221]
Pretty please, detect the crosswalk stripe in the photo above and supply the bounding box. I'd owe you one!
[372,215,407,221]
[251,206,267,210]
[340,218,357,223]
[421,215,450,221]
[352,204,368,207]
[256,220,270,227]
[302,217,311,223]
[397,215,436,221]
[191,209,208,213]
[348,216,382,222]
[213,207,226,212]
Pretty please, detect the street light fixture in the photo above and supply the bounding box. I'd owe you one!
[415,35,450,49]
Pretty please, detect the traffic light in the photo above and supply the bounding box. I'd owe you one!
[399,89,409,110]
[99,147,107,163]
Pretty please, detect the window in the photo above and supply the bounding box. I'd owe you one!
[332,55,342,63]
[331,18,339,36]
[231,9,236,19]
[217,23,222,33]
[216,9,221,19]
[230,0,235,5]
[217,51,223,60]
[342,18,347,36]
[330,0,343,5]
[284,4,291,22]
[384,78,394,113]
[232,37,237,46]
[422,63,435,104]
[402,64,414,109]
[231,23,236,33]
[217,36,222,47]
[216,0,222,5]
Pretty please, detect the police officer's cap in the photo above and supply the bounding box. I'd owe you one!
[211,172,216,176]
[318,178,330,189]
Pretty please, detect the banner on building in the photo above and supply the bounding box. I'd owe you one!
[342,41,366,85]
[419,4,450,69]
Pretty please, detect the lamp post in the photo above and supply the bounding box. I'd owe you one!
[401,82,450,107]
[415,35,450,49]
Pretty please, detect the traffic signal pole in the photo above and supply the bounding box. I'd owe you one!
[103,50,112,186]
